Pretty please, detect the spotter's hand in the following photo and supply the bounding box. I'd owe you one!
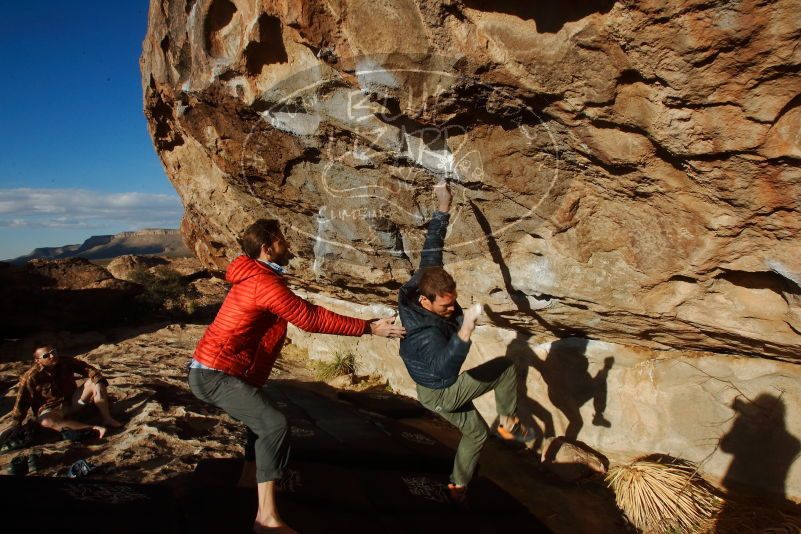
[369,316,406,338]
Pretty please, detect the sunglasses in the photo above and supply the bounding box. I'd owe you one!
[39,350,58,360]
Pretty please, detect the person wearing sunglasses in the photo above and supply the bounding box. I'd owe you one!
[5,345,122,439]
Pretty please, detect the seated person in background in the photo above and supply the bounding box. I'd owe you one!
[397,181,532,502]
[6,345,122,439]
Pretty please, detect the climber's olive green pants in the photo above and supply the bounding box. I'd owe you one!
[416,357,518,486]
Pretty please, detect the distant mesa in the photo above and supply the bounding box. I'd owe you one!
[6,229,193,264]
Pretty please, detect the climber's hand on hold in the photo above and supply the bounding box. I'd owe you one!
[458,303,483,342]
[434,180,452,213]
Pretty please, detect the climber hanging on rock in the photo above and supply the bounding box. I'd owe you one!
[187,218,406,534]
[397,180,534,503]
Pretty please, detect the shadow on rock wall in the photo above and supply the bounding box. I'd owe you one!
[495,329,614,446]
[721,393,800,496]
[472,202,613,445]
[716,393,801,529]
[531,337,612,440]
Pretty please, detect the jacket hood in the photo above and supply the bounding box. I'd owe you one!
[226,255,275,284]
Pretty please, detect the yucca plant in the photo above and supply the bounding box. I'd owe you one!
[605,457,722,533]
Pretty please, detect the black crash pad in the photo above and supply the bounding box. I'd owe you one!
[337,389,427,419]
[0,475,183,534]
[360,467,536,515]
[188,459,398,534]
[261,383,316,425]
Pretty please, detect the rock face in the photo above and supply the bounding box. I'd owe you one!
[285,293,801,500]
[107,254,170,281]
[142,0,801,359]
[141,1,801,498]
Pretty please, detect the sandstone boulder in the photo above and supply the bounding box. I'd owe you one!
[26,258,137,292]
[141,0,801,359]
[540,437,607,483]
[106,254,169,281]
[141,0,801,499]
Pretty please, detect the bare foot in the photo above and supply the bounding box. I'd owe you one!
[253,521,296,533]
[93,425,108,439]
[103,418,123,429]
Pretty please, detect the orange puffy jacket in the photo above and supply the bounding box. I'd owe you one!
[193,256,368,385]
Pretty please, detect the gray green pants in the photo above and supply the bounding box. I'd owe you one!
[188,368,289,483]
[416,357,518,486]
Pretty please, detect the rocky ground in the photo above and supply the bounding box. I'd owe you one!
[3,254,801,533]
[0,320,630,533]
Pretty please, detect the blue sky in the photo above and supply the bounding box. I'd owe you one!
[0,1,182,260]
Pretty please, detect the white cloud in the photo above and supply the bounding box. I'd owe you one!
[0,188,183,229]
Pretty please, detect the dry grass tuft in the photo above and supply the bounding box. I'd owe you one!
[314,351,357,381]
[605,457,722,533]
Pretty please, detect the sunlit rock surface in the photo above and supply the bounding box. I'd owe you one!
[142,0,801,498]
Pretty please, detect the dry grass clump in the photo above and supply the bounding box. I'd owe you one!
[314,351,357,381]
[605,457,722,533]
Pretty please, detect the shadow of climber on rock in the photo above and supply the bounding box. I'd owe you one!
[529,338,614,440]
[468,202,613,445]
[720,393,800,498]
[500,327,556,453]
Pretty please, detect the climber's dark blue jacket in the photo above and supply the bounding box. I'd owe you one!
[398,211,471,389]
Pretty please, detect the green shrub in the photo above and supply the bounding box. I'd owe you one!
[314,351,357,381]
[129,266,187,310]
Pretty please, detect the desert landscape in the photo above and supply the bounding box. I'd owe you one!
[2,0,800,532]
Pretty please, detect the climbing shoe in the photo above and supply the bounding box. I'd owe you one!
[447,483,467,504]
[496,417,536,443]
[67,459,95,478]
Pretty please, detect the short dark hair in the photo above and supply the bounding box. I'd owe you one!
[418,266,456,301]
[241,219,282,259]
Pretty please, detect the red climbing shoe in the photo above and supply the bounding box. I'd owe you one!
[496,417,535,443]
[447,483,467,504]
